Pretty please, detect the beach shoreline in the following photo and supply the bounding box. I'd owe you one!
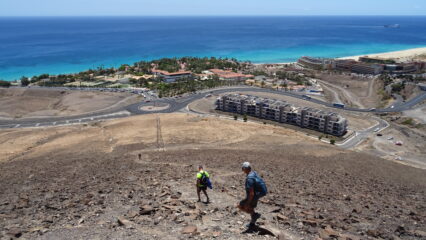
[339,47,426,62]
[259,46,426,65]
[3,47,426,81]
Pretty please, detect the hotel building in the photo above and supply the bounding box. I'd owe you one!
[152,70,193,83]
[216,94,348,136]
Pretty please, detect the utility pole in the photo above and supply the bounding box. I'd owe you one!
[156,116,165,151]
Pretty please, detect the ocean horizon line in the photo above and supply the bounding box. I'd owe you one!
[2,15,426,18]
[1,16,425,81]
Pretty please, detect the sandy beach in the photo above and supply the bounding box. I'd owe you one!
[340,47,426,62]
[266,46,426,65]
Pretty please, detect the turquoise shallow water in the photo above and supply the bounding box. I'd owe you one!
[1,16,426,80]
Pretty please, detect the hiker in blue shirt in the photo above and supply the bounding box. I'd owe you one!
[238,162,267,229]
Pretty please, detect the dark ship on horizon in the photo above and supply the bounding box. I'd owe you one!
[384,24,400,28]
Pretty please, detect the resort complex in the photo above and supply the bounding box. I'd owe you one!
[216,94,348,136]
[298,56,425,75]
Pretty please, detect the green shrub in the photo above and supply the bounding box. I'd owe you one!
[0,80,11,88]
[401,118,414,126]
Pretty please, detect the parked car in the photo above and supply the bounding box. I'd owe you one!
[376,133,382,137]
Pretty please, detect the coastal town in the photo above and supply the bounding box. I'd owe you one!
[2,49,425,98]
[1,48,426,240]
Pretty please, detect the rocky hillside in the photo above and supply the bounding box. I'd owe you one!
[0,114,425,239]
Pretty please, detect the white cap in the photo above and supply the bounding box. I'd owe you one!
[242,162,251,169]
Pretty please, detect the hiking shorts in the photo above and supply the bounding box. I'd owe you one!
[198,185,207,191]
[240,197,258,209]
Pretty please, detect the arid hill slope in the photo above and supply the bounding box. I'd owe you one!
[0,114,425,239]
[0,88,138,119]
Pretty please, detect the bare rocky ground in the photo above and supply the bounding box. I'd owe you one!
[0,88,139,119]
[315,73,382,109]
[0,114,425,240]
[403,104,426,124]
[357,109,426,169]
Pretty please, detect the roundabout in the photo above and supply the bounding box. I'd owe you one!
[139,102,170,112]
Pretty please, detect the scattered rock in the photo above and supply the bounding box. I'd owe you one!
[42,216,54,223]
[7,229,22,238]
[181,225,198,234]
[140,205,155,215]
[174,218,184,224]
[303,219,319,227]
[117,217,132,226]
[127,210,139,218]
[319,226,339,239]
[276,214,289,221]
[78,218,85,224]
[367,229,380,238]
[271,207,282,213]
[338,233,361,240]
[394,225,407,236]
[410,230,426,238]
[255,224,285,239]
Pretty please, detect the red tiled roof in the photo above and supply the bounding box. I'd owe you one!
[152,70,192,76]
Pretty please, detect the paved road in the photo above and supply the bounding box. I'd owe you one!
[337,117,389,149]
[1,86,425,129]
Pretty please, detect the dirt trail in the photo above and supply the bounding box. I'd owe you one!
[319,81,343,104]
[318,80,365,108]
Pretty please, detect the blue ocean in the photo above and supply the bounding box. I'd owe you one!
[1,16,426,80]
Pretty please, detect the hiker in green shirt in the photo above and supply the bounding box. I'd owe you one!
[196,165,210,203]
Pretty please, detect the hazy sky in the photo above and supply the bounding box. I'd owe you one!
[1,0,425,16]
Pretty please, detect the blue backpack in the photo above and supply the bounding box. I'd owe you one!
[248,172,267,198]
[200,172,213,189]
